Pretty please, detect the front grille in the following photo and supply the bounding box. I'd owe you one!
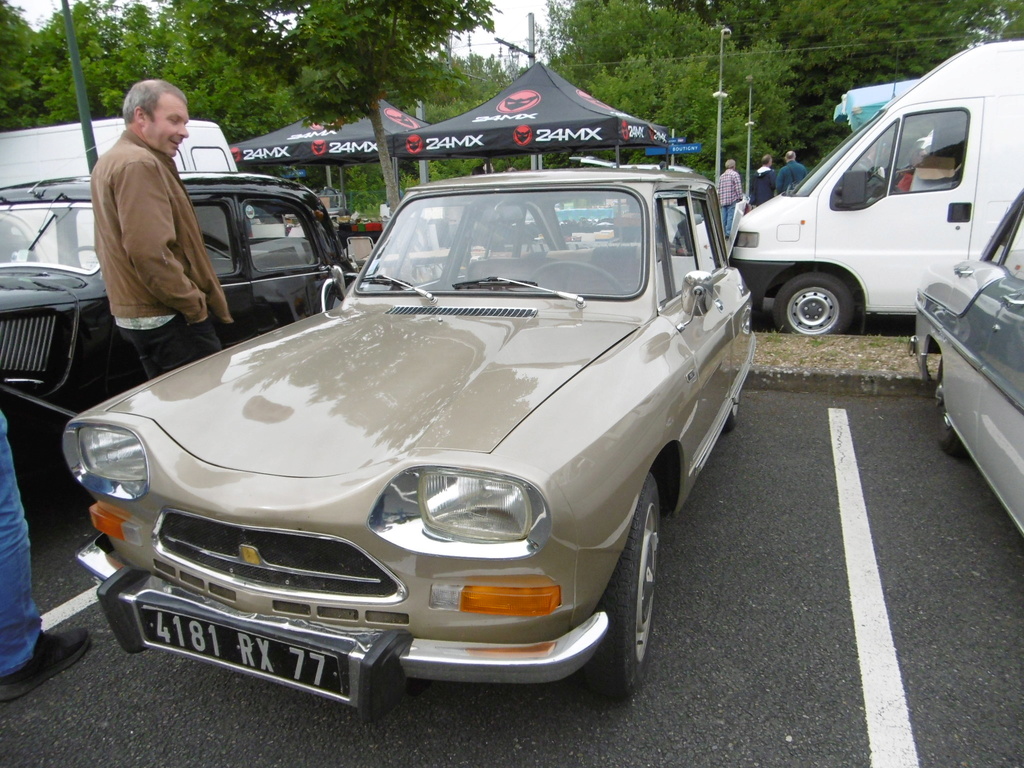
[156,511,400,598]
[387,305,537,318]
[0,314,56,372]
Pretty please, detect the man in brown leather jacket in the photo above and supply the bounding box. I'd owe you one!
[91,79,232,378]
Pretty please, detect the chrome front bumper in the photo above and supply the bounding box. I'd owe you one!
[77,536,608,720]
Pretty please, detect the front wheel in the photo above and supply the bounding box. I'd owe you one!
[773,273,855,335]
[935,361,967,457]
[584,473,659,699]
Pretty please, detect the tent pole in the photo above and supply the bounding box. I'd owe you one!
[615,146,621,167]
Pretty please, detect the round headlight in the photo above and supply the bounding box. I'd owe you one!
[419,470,531,542]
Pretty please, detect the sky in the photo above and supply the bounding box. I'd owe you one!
[11,0,550,60]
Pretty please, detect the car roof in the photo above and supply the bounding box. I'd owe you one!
[407,167,711,194]
[0,172,316,204]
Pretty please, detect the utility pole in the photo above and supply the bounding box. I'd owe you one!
[61,0,97,171]
[745,76,754,198]
[497,13,540,170]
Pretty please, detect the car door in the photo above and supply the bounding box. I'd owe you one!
[240,196,327,334]
[655,189,739,469]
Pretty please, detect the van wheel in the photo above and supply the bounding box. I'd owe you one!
[773,273,854,335]
[936,362,967,457]
[584,473,659,699]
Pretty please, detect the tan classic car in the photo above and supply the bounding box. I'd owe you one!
[67,169,754,721]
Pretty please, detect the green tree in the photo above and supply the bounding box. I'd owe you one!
[173,0,495,209]
[0,0,34,129]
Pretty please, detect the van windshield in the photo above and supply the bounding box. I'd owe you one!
[0,204,99,273]
[787,110,886,197]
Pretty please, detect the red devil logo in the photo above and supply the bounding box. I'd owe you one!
[384,107,420,130]
[406,134,424,154]
[512,125,534,146]
[311,139,328,156]
[498,90,542,114]
[620,121,631,141]
[577,89,613,111]
[230,147,242,163]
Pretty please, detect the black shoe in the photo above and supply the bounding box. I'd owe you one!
[0,628,90,701]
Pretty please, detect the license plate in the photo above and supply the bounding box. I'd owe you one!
[139,607,348,696]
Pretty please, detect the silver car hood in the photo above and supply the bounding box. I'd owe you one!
[109,305,638,477]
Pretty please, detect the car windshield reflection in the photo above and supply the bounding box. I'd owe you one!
[359,189,645,299]
[0,204,100,274]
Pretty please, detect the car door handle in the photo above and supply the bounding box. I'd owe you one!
[1003,292,1024,308]
[953,264,974,278]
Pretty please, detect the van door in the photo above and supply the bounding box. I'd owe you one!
[817,102,981,312]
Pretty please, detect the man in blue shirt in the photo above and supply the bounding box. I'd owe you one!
[776,150,808,194]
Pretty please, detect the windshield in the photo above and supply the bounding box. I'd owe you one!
[790,109,886,197]
[0,204,99,273]
[360,188,645,299]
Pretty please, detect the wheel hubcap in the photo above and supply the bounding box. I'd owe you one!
[789,289,838,334]
[634,501,658,662]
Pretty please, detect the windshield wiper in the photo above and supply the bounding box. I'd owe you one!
[361,273,436,304]
[27,212,57,252]
[452,275,585,308]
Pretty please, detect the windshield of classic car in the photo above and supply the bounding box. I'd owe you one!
[360,190,645,299]
[0,204,99,273]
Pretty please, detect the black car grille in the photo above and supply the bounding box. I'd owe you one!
[0,314,56,373]
[157,511,399,598]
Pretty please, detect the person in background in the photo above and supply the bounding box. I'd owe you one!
[91,79,232,379]
[717,158,744,237]
[0,409,90,701]
[775,150,808,194]
[750,154,776,207]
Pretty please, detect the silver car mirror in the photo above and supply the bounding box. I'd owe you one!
[677,270,714,331]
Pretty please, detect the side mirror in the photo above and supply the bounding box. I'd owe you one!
[677,270,714,331]
[832,169,868,209]
[330,264,347,294]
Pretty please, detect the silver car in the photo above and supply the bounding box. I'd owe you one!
[913,188,1024,535]
[67,169,754,720]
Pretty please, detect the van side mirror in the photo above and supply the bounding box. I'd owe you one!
[832,169,868,209]
[677,270,714,331]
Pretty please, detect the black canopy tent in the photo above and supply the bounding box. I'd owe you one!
[390,63,667,163]
[230,101,428,167]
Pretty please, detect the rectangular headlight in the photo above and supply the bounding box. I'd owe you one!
[734,231,759,248]
[65,424,149,499]
[419,471,531,542]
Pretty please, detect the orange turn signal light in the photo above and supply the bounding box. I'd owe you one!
[89,501,132,541]
[459,585,562,616]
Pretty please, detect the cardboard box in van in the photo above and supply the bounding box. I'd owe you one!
[0,117,237,188]
[732,40,1024,335]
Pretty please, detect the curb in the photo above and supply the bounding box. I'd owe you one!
[746,365,936,398]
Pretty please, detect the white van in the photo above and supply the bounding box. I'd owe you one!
[732,40,1024,335]
[0,117,237,188]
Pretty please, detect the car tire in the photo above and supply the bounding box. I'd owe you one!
[773,273,854,336]
[723,396,739,433]
[935,361,967,457]
[584,472,659,699]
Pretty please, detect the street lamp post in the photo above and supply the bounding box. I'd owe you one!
[745,75,754,198]
[714,26,731,183]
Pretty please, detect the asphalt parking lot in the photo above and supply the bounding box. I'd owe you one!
[3,388,1023,768]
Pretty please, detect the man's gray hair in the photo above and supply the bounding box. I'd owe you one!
[725,158,736,169]
[785,150,797,161]
[122,80,187,123]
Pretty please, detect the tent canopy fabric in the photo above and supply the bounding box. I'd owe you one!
[833,80,919,132]
[231,102,427,167]
[391,63,667,160]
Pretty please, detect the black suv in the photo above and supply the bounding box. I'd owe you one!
[1,173,356,415]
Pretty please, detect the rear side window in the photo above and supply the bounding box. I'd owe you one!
[194,203,236,277]
[244,199,317,272]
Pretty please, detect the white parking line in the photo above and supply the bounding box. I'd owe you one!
[41,587,97,631]
[829,408,920,768]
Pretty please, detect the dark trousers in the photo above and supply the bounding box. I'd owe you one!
[118,315,222,379]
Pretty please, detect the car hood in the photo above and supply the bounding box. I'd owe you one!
[0,269,92,310]
[108,305,640,477]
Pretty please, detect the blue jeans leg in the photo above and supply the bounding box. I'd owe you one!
[722,204,735,238]
[0,410,41,676]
